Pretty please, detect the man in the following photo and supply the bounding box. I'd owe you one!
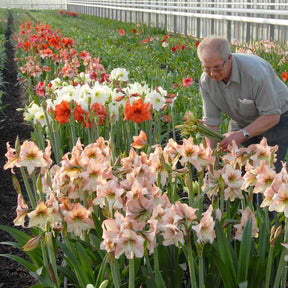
[197,36,288,172]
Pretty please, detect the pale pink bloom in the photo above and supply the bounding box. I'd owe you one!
[248,138,278,169]
[115,228,145,259]
[192,205,215,244]
[175,201,198,228]
[260,186,276,208]
[222,141,250,168]
[63,203,95,236]
[94,178,124,210]
[163,138,180,160]
[17,140,47,175]
[3,142,18,173]
[43,140,53,167]
[28,201,55,228]
[13,194,29,227]
[101,211,126,245]
[202,168,223,199]
[234,207,259,241]
[178,137,199,167]
[142,219,158,254]
[269,183,288,216]
[150,203,166,231]
[242,162,258,191]
[194,142,214,172]
[161,223,184,247]
[222,164,244,201]
[131,130,147,149]
[125,193,154,222]
[120,148,139,174]
[253,161,276,194]
[125,180,149,200]
[149,147,169,186]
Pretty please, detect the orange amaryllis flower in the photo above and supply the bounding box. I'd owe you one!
[90,102,106,125]
[124,99,152,123]
[131,130,147,149]
[73,103,85,123]
[54,100,71,124]
[281,71,288,82]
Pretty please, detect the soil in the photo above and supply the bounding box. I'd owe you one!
[0,11,37,288]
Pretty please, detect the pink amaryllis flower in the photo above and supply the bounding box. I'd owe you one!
[13,194,29,227]
[222,164,244,201]
[62,202,95,237]
[115,228,145,259]
[17,140,48,175]
[131,130,147,149]
[182,77,193,88]
[269,183,288,217]
[192,205,215,244]
[3,142,18,173]
[234,207,259,241]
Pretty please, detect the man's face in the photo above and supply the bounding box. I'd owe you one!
[201,52,231,82]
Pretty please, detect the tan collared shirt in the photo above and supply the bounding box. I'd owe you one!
[199,53,288,127]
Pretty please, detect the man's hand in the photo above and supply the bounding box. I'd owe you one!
[218,130,244,151]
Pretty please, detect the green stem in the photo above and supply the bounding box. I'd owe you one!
[129,258,135,288]
[20,167,36,209]
[265,245,274,288]
[187,233,198,288]
[111,258,121,288]
[188,163,194,207]
[199,253,204,288]
[273,218,288,288]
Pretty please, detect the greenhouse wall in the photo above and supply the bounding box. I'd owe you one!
[66,0,288,44]
[0,0,66,10]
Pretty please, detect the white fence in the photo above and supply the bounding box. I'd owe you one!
[66,0,288,44]
[0,0,66,10]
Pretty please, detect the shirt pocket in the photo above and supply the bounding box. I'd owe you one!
[237,98,258,119]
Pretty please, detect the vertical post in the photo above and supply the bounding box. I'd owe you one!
[270,0,275,42]
[196,0,201,38]
[184,0,188,36]
[227,0,232,42]
[211,0,215,35]
[246,0,251,43]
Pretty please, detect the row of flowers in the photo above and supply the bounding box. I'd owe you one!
[1,9,288,288]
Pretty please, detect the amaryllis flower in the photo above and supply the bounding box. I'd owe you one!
[3,142,18,173]
[269,183,288,216]
[118,29,125,36]
[13,194,29,227]
[109,67,129,82]
[182,77,193,88]
[281,71,288,82]
[148,90,166,111]
[35,81,46,96]
[53,100,71,124]
[222,164,244,201]
[63,203,95,236]
[28,201,57,228]
[89,102,106,126]
[131,130,147,149]
[115,228,145,259]
[192,205,215,244]
[234,207,259,241]
[124,98,152,123]
[17,140,48,175]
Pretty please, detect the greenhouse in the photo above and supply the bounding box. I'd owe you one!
[0,1,288,287]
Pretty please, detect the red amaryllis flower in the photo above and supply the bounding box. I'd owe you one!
[74,104,85,122]
[84,102,107,128]
[124,99,152,123]
[195,41,200,47]
[281,71,288,82]
[35,81,45,97]
[53,100,71,124]
[119,29,125,36]
[183,77,193,88]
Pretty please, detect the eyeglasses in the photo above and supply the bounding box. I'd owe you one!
[202,60,226,73]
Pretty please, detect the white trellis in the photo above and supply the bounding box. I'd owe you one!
[66,0,288,43]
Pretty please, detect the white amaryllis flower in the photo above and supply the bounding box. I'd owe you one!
[126,82,150,96]
[49,77,62,90]
[156,86,167,97]
[109,68,129,82]
[24,103,48,127]
[108,101,120,122]
[90,82,112,106]
[147,90,166,111]
[54,85,76,103]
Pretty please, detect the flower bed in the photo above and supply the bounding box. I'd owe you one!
[1,8,288,288]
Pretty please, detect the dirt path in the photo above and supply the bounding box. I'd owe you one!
[0,11,36,288]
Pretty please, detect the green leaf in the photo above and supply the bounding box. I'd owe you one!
[95,253,109,288]
[237,219,252,283]
[213,220,237,287]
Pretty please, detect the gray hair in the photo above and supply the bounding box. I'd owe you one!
[197,36,231,61]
